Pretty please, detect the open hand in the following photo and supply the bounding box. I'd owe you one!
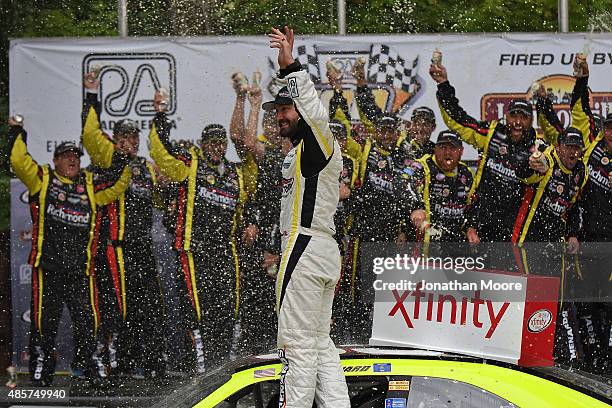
[269,26,295,70]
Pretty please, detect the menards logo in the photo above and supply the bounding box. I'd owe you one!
[481,74,612,129]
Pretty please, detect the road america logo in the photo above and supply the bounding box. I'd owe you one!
[82,52,178,132]
[527,309,552,333]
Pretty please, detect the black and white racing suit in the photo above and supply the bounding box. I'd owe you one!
[275,62,350,408]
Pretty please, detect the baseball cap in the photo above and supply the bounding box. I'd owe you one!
[411,106,436,124]
[54,141,83,158]
[376,113,401,129]
[558,127,584,147]
[262,87,293,111]
[435,130,462,147]
[201,124,227,141]
[329,120,347,139]
[604,113,612,126]
[593,113,603,130]
[507,99,533,116]
[113,119,140,136]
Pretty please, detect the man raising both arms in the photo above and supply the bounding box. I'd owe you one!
[264,26,350,407]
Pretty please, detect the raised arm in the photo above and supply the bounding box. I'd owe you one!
[148,90,191,183]
[81,72,116,168]
[270,27,334,175]
[229,78,249,161]
[8,119,43,195]
[430,63,492,151]
[570,57,598,147]
[535,83,563,145]
[244,85,265,161]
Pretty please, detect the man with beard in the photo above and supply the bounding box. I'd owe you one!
[229,76,279,355]
[148,90,252,374]
[407,107,437,159]
[430,62,537,243]
[513,127,586,244]
[404,130,478,243]
[513,126,587,365]
[546,57,612,373]
[8,116,131,387]
[81,73,166,379]
[264,26,350,408]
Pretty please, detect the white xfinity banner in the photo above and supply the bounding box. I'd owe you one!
[370,267,560,367]
[9,33,612,165]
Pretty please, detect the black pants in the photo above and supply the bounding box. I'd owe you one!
[106,240,165,373]
[29,267,99,384]
[573,242,612,374]
[178,242,238,371]
[237,243,276,355]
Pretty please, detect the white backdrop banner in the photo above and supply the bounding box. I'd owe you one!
[9,33,612,165]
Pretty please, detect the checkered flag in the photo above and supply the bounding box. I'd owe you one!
[296,44,321,83]
[266,57,284,96]
[368,44,419,93]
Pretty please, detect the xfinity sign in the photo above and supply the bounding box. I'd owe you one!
[370,267,559,367]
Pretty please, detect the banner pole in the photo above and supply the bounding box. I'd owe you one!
[118,0,128,37]
[558,0,569,33]
[337,0,346,35]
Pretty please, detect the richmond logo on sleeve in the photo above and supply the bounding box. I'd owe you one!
[82,52,177,132]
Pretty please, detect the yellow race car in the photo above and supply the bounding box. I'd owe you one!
[151,347,611,408]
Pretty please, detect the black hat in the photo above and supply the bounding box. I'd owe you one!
[329,120,347,139]
[558,127,584,147]
[201,124,227,141]
[435,130,462,147]
[376,113,401,129]
[593,112,603,130]
[507,99,533,116]
[604,113,612,126]
[54,141,83,158]
[113,119,140,136]
[262,87,293,111]
[411,106,436,124]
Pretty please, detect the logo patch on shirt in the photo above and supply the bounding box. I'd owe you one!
[602,156,610,165]
[287,77,299,97]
